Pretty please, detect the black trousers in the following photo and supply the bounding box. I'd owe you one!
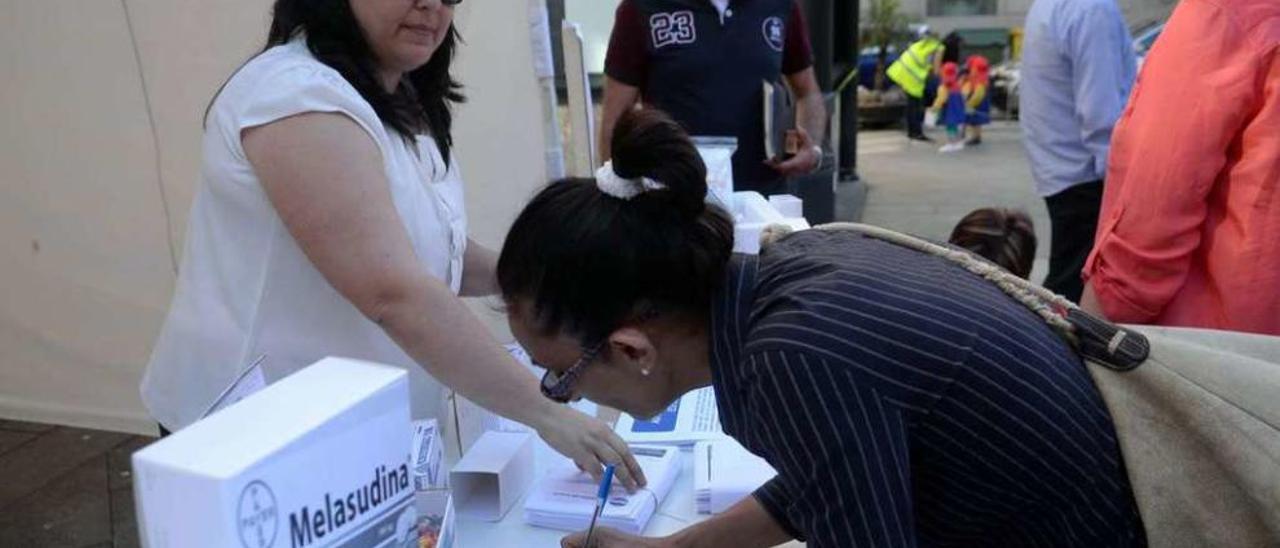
[1044,181,1104,303]
[905,94,926,138]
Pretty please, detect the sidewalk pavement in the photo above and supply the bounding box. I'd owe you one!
[855,121,1052,283]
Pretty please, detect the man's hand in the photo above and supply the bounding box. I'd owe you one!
[561,527,668,548]
[765,126,821,177]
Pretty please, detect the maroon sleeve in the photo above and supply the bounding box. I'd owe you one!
[782,0,815,75]
[603,0,650,87]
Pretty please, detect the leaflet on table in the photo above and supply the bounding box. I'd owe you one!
[201,354,267,418]
[614,386,724,446]
[694,439,777,514]
[523,445,681,535]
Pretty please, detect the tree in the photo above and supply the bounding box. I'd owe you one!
[864,0,909,90]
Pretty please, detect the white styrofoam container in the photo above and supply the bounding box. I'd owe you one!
[732,191,810,255]
[132,358,416,548]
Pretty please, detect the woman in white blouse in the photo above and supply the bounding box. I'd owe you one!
[140,0,644,489]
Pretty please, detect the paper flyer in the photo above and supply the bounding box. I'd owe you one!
[614,387,724,446]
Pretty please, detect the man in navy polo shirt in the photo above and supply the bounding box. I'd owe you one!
[598,0,826,196]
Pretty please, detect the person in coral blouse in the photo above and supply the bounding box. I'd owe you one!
[1081,0,1280,335]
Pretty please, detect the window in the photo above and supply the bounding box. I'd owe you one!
[927,0,997,16]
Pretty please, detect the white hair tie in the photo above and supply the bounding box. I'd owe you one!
[595,160,666,200]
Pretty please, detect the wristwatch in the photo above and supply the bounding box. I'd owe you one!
[808,145,824,174]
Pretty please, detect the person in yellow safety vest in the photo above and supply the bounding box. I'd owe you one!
[888,26,945,142]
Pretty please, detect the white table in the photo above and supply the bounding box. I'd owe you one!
[455,439,705,547]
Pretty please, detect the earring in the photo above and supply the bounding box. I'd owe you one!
[640,369,651,377]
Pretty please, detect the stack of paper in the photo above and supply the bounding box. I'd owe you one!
[694,439,778,514]
[524,445,680,534]
[615,387,725,447]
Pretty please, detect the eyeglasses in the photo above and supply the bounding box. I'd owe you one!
[538,341,605,404]
[534,308,659,403]
[440,0,463,6]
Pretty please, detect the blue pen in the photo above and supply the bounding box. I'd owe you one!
[583,464,616,548]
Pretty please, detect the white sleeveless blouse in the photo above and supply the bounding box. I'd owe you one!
[141,38,467,430]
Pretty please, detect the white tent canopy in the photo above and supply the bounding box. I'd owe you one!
[0,1,553,434]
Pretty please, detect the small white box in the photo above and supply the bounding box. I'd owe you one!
[734,191,810,254]
[769,194,804,219]
[449,431,535,521]
[132,357,418,548]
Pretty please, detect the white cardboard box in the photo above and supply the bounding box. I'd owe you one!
[733,191,810,254]
[132,357,418,548]
[449,431,536,522]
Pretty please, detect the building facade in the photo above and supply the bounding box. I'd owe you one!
[892,0,1178,34]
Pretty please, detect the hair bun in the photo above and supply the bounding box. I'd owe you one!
[609,108,708,217]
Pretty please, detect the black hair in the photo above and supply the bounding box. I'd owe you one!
[949,207,1037,279]
[942,31,965,65]
[213,0,464,162]
[497,108,735,344]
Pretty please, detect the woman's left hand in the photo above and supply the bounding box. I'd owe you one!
[533,403,647,492]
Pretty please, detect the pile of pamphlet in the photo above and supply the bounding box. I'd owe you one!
[523,445,680,534]
[693,439,777,514]
[614,387,724,447]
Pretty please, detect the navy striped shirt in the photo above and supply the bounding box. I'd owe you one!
[709,230,1145,547]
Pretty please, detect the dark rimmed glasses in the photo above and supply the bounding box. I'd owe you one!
[535,308,659,403]
[538,340,605,403]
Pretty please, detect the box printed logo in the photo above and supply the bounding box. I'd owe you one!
[238,480,280,548]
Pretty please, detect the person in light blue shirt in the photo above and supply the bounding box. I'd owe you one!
[1021,0,1136,303]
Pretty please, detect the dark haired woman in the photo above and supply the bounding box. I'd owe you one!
[500,109,1145,547]
[140,0,644,490]
[949,207,1038,279]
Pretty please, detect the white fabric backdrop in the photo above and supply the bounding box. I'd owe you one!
[0,0,550,434]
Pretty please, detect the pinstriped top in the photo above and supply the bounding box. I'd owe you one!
[710,229,1145,547]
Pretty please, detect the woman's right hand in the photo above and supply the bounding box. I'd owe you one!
[532,402,647,492]
[561,527,668,548]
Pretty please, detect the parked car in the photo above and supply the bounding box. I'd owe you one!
[858,44,901,91]
[987,20,1165,120]
[1132,20,1166,69]
[854,44,906,127]
[990,61,1020,119]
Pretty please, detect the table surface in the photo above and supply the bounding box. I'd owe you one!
[453,405,804,548]
[454,439,706,547]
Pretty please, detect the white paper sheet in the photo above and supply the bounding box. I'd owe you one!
[614,387,725,447]
[201,355,266,418]
[694,439,777,514]
[523,445,681,534]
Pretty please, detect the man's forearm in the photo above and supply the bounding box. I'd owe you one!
[795,91,826,149]
[665,496,792,548]
[598,77,641,165]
